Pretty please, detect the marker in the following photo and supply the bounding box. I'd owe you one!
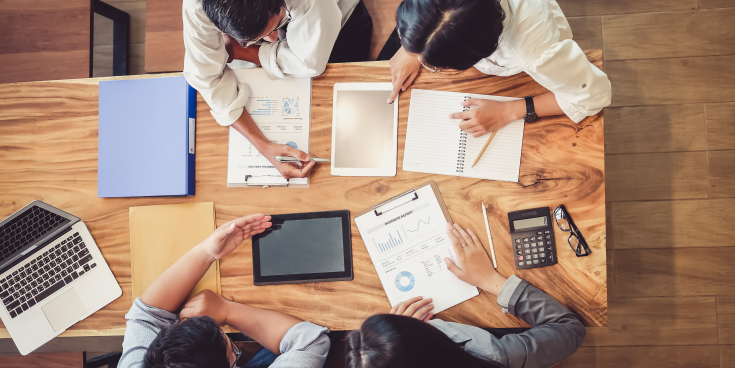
[482,200,497,269]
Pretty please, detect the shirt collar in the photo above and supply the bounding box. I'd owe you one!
[430,321,473,345]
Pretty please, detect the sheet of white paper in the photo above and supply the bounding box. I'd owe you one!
[402,89,525,182]
[355,185,479,313]
[227,69,311,186]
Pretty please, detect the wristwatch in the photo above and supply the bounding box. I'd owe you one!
[523,96,538,122]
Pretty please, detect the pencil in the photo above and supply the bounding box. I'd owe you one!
[482,200,497,269]
[471,130,498,167]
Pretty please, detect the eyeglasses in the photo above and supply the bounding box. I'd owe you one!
[237,8,291,48]
[227,335,242,368]
[553,204,591,257]
[417,56,460,75]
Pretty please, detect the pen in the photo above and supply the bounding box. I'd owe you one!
[272,156,331,163]
[482,200,498,269]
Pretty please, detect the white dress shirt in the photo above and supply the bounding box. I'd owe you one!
[475,0,611,123]
[182,0,359,126]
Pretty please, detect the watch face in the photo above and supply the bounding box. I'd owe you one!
[524,113,538,122]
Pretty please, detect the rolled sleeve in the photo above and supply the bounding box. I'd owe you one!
[525,39,612,123]
[271,321,331,368]
[258,0,342,79]
[496,275,529,314]
[118,298,179,368]
[182,0,250,126]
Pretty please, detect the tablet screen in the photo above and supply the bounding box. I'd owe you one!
[333,90,395,169]
[258,217,345,276]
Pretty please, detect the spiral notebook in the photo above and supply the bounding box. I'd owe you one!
[402,89,525,182]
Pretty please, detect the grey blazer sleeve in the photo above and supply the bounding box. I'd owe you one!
[494,275,587,368]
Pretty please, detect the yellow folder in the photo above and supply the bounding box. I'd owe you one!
[129,202,220,301]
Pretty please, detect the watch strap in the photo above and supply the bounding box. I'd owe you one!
[523,96,538,122]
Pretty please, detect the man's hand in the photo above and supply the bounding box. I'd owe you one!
[262,143,316,179]
[389,296,434,322]
[180,290,232,326]
[200,214,272,261]
[387,47,421,104]
[449,99,525,138]
[444,223,508,295]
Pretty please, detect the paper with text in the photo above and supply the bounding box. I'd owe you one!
[403,89,525,182]
[355,185,478,312]
[227,69,311,187]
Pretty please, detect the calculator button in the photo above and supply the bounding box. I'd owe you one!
[537,236,543,241]
[526,261,532,265]
[537,231,542,235]
[545,230,550,234]
[525,255,531,260]
[540,252,546,257]
[531,242,536,247]
[533,260,539,264]
[517,256,524,261]
[525,249,530,254]
[547,241,552,245]
[516,250,522,255]
[515,239,521,244]
[546,235,551,239]
[523,238,529,242]
[524,244,530,248]
[540,258,546,263]
[532,248,538,253]
[516,244,522,249]
[518,262,524,267]
[532,254,538,259]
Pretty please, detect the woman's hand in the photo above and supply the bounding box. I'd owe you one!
[444,223,508,295]
[449,99,525,137]
[388,47,421,104]
[262,143,316,179]
[389,296,434,322]
[199,214,272,261]
[180,290,233,326]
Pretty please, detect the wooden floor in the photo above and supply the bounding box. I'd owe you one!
[7,0,735,366]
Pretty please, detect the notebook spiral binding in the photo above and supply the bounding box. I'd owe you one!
[456,96,469,173]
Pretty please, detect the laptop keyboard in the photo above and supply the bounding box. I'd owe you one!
[0,232,97,319]
[0,205,70,264]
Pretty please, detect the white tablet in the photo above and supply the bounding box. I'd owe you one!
[331,83,398,176]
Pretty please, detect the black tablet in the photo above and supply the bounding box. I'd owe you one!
[252,210,353,285]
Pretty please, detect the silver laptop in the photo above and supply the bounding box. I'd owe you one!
[0,201,121,355]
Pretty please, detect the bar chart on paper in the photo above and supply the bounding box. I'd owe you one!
[376,230,405,253]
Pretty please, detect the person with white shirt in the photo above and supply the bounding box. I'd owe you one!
[183,0,371,179]
[381,0,611,137]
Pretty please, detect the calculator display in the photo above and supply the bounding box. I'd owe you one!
[513,216,548,230]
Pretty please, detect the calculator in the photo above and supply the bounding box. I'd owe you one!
[508,207,558,269]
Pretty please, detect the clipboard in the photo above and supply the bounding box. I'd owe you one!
[356,180,452,225]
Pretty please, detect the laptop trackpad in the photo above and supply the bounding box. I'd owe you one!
[42,288,87,331]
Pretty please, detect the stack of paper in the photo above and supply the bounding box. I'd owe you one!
[129,202,219,300]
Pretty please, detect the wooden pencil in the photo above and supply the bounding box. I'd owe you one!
[471,130,498,167]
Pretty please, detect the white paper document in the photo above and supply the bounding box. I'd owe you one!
[403,89,525,182]
[227,69,311,187]
[355,185,479,312]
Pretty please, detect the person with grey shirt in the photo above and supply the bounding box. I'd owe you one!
[345,222,586,368]
[118,213,331,368]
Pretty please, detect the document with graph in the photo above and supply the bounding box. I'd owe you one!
[403,89,525,182]
[227,68,311,187]
[354,181,478,313]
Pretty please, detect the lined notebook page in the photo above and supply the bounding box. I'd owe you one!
[403,89,525,182]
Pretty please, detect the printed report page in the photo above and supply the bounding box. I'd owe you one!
[355,185,479,312]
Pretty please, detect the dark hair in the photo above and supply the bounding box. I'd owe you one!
[201,0,285,41]
[143,316,230,368]
[345,314,501,368]
[396,0,505,70]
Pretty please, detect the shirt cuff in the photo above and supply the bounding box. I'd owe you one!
[555,93,601,124]
[259,42,285,80]
[496,275,530,315]
[278,321,330,354]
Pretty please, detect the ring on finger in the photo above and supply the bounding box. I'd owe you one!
[461,243,467,247]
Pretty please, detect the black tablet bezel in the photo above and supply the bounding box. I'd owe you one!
[252,210,353,286]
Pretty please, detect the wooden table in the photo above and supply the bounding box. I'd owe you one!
[0,52,607,337]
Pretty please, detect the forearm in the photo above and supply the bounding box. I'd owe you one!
[231,111,272,151]
[225,301,303,354]
[233,44,261,65]
[140,243,215,312]
[508,92,565,120]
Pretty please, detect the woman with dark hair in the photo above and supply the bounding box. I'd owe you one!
[381,0,611,138]
[345,223,587,368]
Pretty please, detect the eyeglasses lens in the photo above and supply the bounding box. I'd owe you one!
[557,217,570,231]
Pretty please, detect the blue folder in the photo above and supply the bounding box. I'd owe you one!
[98,76,196,197]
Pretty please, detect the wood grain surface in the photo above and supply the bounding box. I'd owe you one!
[0,51,606,337]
